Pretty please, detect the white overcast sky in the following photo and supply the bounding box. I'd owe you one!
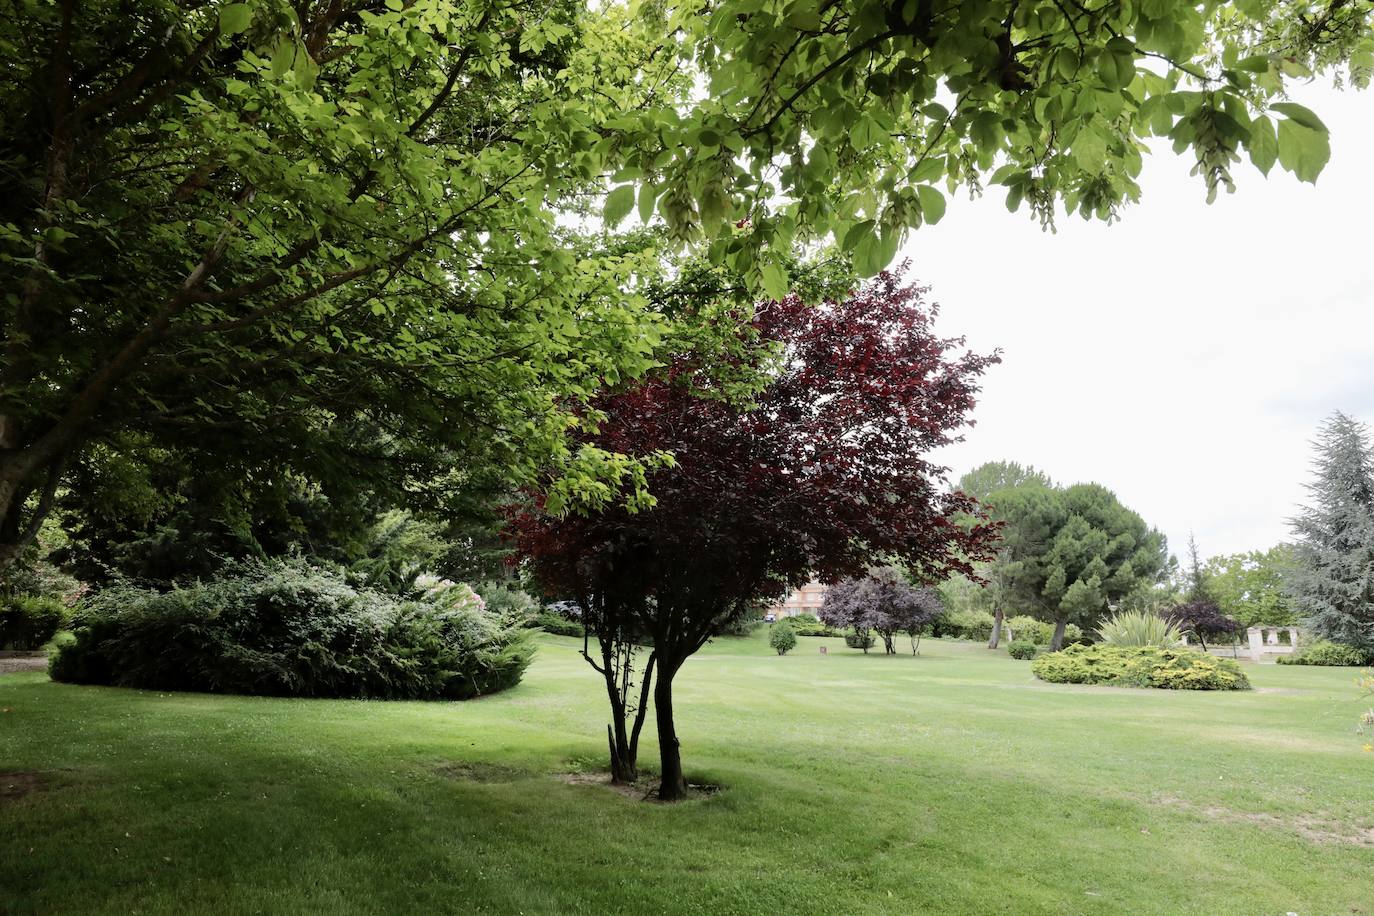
[917,83,1374,561]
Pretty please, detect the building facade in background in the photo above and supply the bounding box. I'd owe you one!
[766,581,827,619]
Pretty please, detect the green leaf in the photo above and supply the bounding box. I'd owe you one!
[759,262,788,300]
[842,219,875,253]
[915,185,946,225]
[1276,118,1330,183]
[1270,102,1328,133]
[219,3,252,34]
[604,185,636,226]
[909,156,943,183]
[1244,115,1277,176]
[637,183,657,223]
[1097,52,1134,90]
[1073,129,1108,172]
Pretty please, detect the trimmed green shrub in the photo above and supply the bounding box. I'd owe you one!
[0,596,68,650]
[531,612,584,637]
[1277,640,1371,666]
[787,613,837,636]
[769,623,798,655]
[1031,644,1250,690]
[845,632,876,651]
[1007,640,1038,660]
[49,559,534,700]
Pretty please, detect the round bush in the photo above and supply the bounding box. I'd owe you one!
[49,559,534,700]
[1007,640,1038,660]
[1030,644,1250,691]
[0,596,68,650]
[769,623,798,655]
[844,632,876,651]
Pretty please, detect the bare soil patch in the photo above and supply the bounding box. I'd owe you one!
[0,771,46,803]
[434,761,525,784]
[557,771,722,803]
[1152,792,1374,848]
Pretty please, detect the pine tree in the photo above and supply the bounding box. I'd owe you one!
[1290,412,1374,655]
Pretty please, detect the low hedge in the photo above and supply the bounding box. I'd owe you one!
[1277,640,1371,667]
[50,559,534,700]
[530,612,584,637]
[0,596,69,650]
[1031,644,1251,691]
[1007,640,1038,660]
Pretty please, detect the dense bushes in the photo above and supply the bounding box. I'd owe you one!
[1007,640,1038,660]
[1277,640,1371,666]
[49,559,534,700]
[845,632,876,651]
[769,622,797,655]
[1031,644,1250,690]
[787,613,837,637]
[530,612,584,637]
[931,609,995,641]
[1004,615,1082,645]
[0,596,68,650]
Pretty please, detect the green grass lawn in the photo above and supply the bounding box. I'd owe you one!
[3,632,1372,915]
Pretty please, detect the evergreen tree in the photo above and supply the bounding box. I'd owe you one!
[1290,413,1374,654]
[1185,532,1210,601]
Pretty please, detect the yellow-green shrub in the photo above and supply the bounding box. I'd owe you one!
[1031,644,1250,690]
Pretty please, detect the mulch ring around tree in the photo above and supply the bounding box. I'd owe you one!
[0,652,48,675]
[557,771,723,803]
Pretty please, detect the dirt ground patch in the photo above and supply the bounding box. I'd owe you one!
[434,761,526,784]
[557,772,722,803]
[0,654,48,675]
[0,771,47,803]
[1152,792,1374,848]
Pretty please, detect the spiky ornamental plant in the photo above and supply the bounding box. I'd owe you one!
[1290,413,1374,656]
[1096,609,1182,648]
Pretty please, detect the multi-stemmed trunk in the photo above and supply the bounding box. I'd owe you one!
[584,623,654,785]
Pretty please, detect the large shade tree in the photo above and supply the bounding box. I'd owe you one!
[985,480,1168,648]
[2,0,1369,570]
[970,479,1064,648]
[513,272,999,799]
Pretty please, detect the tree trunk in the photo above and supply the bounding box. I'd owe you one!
[882,633,896,654]
[1050,617,1067,651]
[653,667,688,801]
[987,603,1005,649]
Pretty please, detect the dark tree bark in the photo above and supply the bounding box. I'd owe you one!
[653,664,687,801]
[987,602,1005,649]
[1051,617,1068,651]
